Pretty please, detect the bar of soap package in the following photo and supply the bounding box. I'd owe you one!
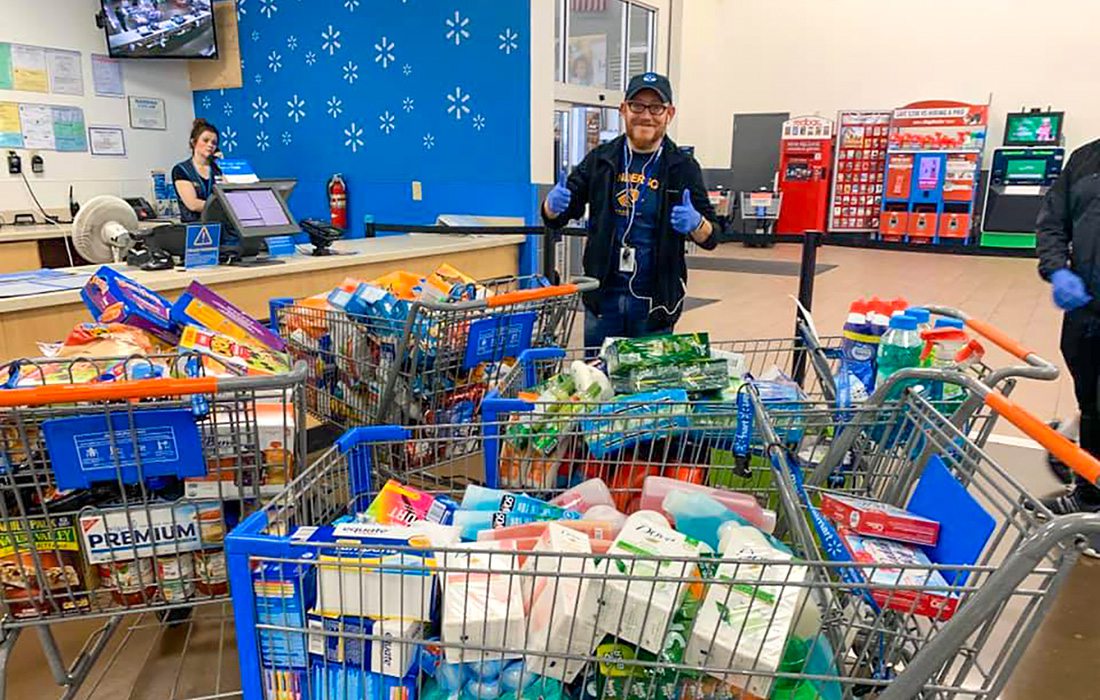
[603,332,711,376]
[597,513,710,653]
[440,541,527,663]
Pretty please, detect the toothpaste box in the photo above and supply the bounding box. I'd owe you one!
[821,493,940,546]
[524,524,600,683]
[306,611,423,677]
[597,516,710,653]
[684,535,808,698]
[841,530,959,620]
[78,501,222,564]
[172,281,287,352]
[440,542,527,663]
[294,521,458,621]
[81,266,179,345]
[254,559,317,669]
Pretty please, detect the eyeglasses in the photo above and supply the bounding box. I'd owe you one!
[626,101,669,116]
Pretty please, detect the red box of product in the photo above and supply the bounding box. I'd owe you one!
[821,493,939,546]
[840,530,958,620]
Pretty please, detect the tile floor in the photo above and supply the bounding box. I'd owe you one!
[6,241,1097,699]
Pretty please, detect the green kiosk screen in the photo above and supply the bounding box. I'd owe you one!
[1005,159,1047,179]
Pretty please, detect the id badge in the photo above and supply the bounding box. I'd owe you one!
[619,245,636,273]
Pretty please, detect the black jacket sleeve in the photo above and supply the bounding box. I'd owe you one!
[541,151,594,229]
[683,157,721,251]
[1036,150,1076,280]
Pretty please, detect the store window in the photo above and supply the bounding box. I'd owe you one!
[627,4,654,76]
[565,0,625,90]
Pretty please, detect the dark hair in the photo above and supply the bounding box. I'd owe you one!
[189,118,219,152]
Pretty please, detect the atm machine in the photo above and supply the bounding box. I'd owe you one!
[980,110,1066,249]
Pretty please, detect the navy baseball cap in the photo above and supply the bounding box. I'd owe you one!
[625,72,673,103]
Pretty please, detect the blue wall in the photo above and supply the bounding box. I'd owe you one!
[193,0,532,236]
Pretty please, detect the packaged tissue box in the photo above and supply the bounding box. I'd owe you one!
[841,530,959,620]
[683,533,808,698]
[294,521,458,621]
[821,493,940,546]
[172,281,286,352]
[604,333,710,376]
[81,266,179,345]
[440,542,527,663]
[598,513,709,653]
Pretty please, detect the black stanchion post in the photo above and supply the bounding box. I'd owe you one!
[792,230,822,387]
[542,227,560,285]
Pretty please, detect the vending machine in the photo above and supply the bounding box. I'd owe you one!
[980,110,1066,249]
[879,100,987,245]
[775,116,835,235]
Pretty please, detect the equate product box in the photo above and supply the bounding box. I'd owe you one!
[79,501,222,564]
[524,524,600,683]
[684,533,809,698]
[821,493,939,546]
[81,266,178,345]
[306,612,423,678]
[597,513,710,653]
[172,281,287,352]
[841,530,959,620]
[440,541,527,663]
[293,521,458,621]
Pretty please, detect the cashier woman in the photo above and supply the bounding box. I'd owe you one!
[172,118,221,223]
[541,73,721,348]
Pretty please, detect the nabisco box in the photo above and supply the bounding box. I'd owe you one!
[820,493,939,546]
[79,502,222,564]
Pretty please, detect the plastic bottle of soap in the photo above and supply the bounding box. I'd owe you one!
[663,490,777,551]
[548,478,614,514]
[642,476,774,532]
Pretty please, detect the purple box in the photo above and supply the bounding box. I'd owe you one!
[81,266,179,345]
[171,281,286,352]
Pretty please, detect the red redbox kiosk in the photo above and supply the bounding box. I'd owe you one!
[775,116,835,235]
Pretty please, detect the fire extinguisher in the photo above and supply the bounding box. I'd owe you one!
[327,173,347,230]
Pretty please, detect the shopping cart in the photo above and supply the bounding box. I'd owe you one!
[273,275,598,431]
[225,391,1100,700]
[0,355,306,700]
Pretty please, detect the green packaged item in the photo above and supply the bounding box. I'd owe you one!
[594,596,701,699]
[604,333,710,377]
[613,358,729,394]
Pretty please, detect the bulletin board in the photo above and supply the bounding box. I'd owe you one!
[0,100,87,152]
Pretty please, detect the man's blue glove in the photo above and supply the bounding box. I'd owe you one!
[545,172,572,218]
[671,189,703,236]
[1051,269,1093,311]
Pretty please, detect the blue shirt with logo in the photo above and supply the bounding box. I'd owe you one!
[610,150,662,295]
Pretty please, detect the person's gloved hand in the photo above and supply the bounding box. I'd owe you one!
[1051,269,1093,311]
[544,172,572,218]
[671,189,703,236]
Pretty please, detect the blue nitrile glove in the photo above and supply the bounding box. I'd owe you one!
[671,189,703,236]
[1051,269,1092,311]
[545,172,572,218]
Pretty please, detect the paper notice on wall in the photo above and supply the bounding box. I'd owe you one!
[19,103,55,149]
[11,44,48,93]
[46,49,83,96]
[0,102,22,148]
[52,106,86,151]
[0,44,13,90]
[91,54,124,97]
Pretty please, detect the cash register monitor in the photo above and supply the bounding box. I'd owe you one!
[202,184,300,264]
[261,179,297,204]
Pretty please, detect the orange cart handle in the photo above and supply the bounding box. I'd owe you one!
[487,283,580,308]
[985,392,1100,487]
[0,376,221,408]
[964,318,1035,363]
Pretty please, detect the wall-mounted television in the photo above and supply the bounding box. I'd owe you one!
[1003,112,1063,147]
[101,0,218,59]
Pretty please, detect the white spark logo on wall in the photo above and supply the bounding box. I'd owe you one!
[259,0,277,19]
[446,87,471,121]
[499,28,519,55]
[402,97,415,113]
[236,0,246,19]
[223,102,233,117]
[281,131,292,146]
[254,73,263,85]
[251,30,260,42]
[344,0,359,10]
[423,133,435,150]
[201,95,212,110]
[257,131,270,152]
[305,51,317,66]
[252,96,270,124]
[473,114,486,131]
[379,111,396,134]
[327,96,343,119]
[287,95,306,123]
[375,37,396,69]
[445,11,470,45]
[321,25,342,55]
[345,122,364,153]
[402,63,412,76]
[342,60,359,84]
[267,50,282,72]
[286,35,298,51]
[221,127,237,152]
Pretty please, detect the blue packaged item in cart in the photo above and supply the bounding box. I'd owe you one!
[582,389,692,459]
[81,266,179,345]
[254,559,317,669]
[310,661,418,700]
[262,667,308,699]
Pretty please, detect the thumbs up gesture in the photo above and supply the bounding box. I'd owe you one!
[545,171,573,218]
[671,189,702,236]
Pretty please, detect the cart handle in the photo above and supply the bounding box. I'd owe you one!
[921,305,1057,378]
[985,391,1100,487]
[487,283,580,308]
[0,362,307,408]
